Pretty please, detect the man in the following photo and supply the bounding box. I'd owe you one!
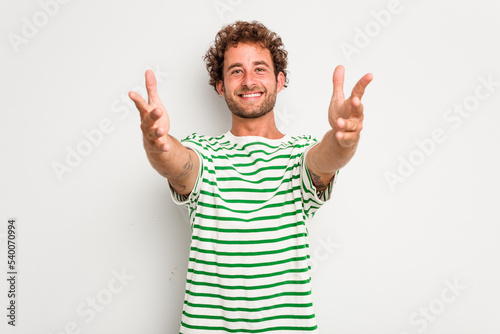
[130,21,372,333]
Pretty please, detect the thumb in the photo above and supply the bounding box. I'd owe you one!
[332,65,345,102]
[145,70,161,105]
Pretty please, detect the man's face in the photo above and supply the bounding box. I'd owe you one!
[216,43,285,119]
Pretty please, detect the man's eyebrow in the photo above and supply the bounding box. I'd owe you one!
[226,63,243,72]
[226,61,272,72]
[253,60,271,68]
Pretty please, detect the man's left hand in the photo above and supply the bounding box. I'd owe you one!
[328,65,373,148]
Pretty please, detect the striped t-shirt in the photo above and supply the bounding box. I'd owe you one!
[170,131,336,333]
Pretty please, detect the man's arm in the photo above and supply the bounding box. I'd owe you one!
[129,70,199,195]
[306,65,373,191]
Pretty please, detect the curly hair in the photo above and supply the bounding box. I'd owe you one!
[204,21,289,93]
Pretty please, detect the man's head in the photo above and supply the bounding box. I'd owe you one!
[204,21,289,119]
[204,21,289,92]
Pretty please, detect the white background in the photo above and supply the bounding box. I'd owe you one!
[1,0,499,333]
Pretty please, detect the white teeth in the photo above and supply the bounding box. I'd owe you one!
[241,93,262,97]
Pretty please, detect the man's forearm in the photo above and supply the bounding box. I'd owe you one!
[145,135,199,195]
[308,129,357,175]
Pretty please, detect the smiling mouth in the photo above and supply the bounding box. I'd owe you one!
[238,92,263,98]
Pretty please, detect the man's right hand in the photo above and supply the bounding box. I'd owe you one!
[129,70,171,153]
[128,70,199,196]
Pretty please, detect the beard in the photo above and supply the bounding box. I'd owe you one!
[223,83,278,119]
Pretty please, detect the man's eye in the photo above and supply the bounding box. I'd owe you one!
[256,68,265,72]
[232,69,242,74]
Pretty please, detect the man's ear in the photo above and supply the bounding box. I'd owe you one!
[276,72,285,93]
[216,80,225,97]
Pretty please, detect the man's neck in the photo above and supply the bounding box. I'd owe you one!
[230,111,284,139]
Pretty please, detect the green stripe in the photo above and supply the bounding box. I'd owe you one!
[208,162,300,176]
[198,185,301,204]
[301,177,317,198]
[201,174,300,192]
[194,209,301,223]
[187,267,308,280]
[193,220,302,233]
[191,232,306,245]
[303,196,322,204]
[183,310,315,322]
[215,164,288,175]
[190,244,307,257]
[196,198,301,215]
[217,175,290,184]
[210,144,309,159]
[215,163,299,179]
[181,322,317,333]
[232,155,296,167]
[218,153,300,168]
[214,150,282,159]
[238,141,287,150]
[188,255,308,268]
[185,289,311,301]
[304,205,321,217]
[186,278,310,290]
[205,143,309,157]
[218,155,291,168]
[184,301,313,312]
[185,139,286,152]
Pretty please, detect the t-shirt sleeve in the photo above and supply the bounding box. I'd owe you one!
[300,141,338,219]
[168,138,204,207]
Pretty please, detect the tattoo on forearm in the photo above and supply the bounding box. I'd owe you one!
[308,168,327,191]
[176,149,194,179]
[169,179,186,192]
[160,148,194,179]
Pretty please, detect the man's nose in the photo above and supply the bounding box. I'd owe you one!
[242,71,256,88]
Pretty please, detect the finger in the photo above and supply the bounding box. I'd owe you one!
[143,137,169,153]
[337,118,363,132]
[129,91,151,118]
[335,131,360,147]
[141,108,164,135]
[141,124,165,147]
[349,98,364,117]
[141,115,162,137]
[155,127,166,137]
[141,108,166,138]
[143,130,171,152]
[332,65,345,101]
[149,127,165,140]
[149,107,163,121]
[145,70,161,105]
[351,72,373,101]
